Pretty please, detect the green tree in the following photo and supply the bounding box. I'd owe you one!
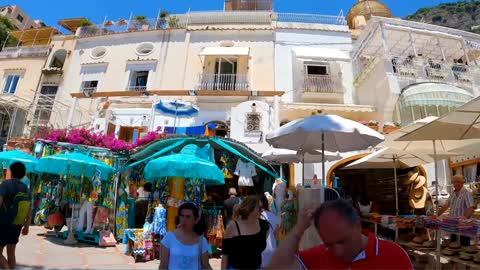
[0,16,17,51]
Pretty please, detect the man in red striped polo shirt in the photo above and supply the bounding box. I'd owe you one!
[267,200,413,270]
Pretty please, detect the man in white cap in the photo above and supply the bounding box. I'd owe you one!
[439,175,475,246]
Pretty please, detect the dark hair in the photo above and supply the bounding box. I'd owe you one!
[259,194,270,211]
[176,202,206,236]
[313,199,359,229]
[233,195,260,220]
[10,162,26,179]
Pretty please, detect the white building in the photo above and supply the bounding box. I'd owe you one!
[0,5,42,30]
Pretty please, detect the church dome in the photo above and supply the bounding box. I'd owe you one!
[347,0,393,29]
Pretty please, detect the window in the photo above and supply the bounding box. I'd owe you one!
[305,63,329,75]
[33,85,58,125]
[135,43,155,56]
[49,50,67,69]
[3,75,20,94]
[80,80,98,91]
[90,47,107,59]
[128,71,149,91]
[16,14,23,23]
[245,112,261,133]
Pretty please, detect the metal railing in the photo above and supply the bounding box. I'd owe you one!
[0,45,49,59]
[303,75,343,93]
[81,87,97,96]
[277,13,347,25]
[197,73,249,91]
[391,56,418,79]
[76,16,189,38]
[75,11,347,38]
[127,85,148,91]
[187,11,272,25]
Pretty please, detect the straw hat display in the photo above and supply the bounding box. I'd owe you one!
[465,246,479,254]
[422,240,436,248]
[460,251,474,261]
[474,253,480,264]
[405,168,428,209]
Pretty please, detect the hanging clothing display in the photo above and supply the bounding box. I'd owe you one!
[116,201,128,239]
[154,177,170,204]
[205,208,224,248]
[77,201,94,233]
[184,179,207,206]
[151,205,167,236]
[63,176,82,204]
[272,180,287,216]
[167,177,185,231]
[234,159,257,187]
[220,152,235,179]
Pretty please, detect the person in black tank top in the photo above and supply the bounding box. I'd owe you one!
[222,196,269,269]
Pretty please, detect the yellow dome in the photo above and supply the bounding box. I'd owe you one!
[347,0,393,29]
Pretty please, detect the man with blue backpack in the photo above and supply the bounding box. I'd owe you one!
[0,162,31,269]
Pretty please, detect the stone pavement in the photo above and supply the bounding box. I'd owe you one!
[11,226,221,269]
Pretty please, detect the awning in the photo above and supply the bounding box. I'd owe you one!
[284,103,376,113]
[293,47,350,62]
[399,83,473,108]
[199,46,250,56]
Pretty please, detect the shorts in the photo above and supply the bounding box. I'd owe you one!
[0,224,22,247]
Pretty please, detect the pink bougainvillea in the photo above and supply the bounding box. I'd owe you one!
[37,128,166,152]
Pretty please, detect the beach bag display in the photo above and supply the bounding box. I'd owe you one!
[47,211,64,227]
[99,230,117,247]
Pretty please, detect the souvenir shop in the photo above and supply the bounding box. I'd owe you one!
[117,136,281,262]
[30,140,124,247]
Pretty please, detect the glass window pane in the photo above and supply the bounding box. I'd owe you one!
[10,75,19,94]
[3,76,13,93]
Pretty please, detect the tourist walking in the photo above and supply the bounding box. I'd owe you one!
[267,199,413,269]
[159,202,211,270]
[0,162,31,270]
[222,195,269,269]
[223,187,241,226]
[260,194,279,268]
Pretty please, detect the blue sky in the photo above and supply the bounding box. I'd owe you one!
[8,0,465,30]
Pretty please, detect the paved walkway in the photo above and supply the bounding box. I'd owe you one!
[11,226,221,269]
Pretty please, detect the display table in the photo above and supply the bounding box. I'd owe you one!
[123,228,156,262]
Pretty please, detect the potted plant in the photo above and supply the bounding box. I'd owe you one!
[168,16,181,29]
[157,10,170,29]
[383,122,401,134]
[367,120,379,131]
[78,18,96,36]
[134,15,150,31]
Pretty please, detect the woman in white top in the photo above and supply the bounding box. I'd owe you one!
[260,194,279,269]
[159,202,211,270]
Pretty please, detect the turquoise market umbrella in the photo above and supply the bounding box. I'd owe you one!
[144,145,224,186]
[35,152,114,181]
[0,150,38,173]
[35,152,115,245]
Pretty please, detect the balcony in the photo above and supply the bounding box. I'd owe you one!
[42,67,63,75]
[303,75,343,94]
[389,56,473,88]
[197,73,249,91]
[276,13,346,25]
[127,86,147,92]
[0,45,50,59]
[81,87,97,97]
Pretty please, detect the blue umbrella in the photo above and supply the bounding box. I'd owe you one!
[155,100,199,117]
[35,152,114,181]
[155,100,199,133]
[144,144,224,186]
[0,150,38,173]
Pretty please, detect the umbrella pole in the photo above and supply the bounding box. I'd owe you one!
[393,157,399,216]
[433,140,441,270]
[302,154,305,186]
[321,132,325,187]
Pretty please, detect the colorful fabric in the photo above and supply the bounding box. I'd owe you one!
[184,179,207,206]
[220,153,235,178]
[152,205,167,236]
[63,176,82,204]
[155,177,170,204]
[116,201,128,239]
[280,200,298,234]
[448,187,475,217]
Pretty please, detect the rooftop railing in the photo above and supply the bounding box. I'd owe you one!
[0,45,49,59]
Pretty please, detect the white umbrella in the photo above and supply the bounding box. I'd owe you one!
[262,148,342,163]
[266,114,384,185]
[345,147,456,215]
[397,96,480,141]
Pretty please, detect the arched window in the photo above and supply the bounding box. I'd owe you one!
[49,49,67,69]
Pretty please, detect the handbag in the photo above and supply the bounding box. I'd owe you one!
[99,230,117,247]
[47,211,64,227]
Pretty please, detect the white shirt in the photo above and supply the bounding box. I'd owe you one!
[161,232,209,270]
[261,210,279,268]
[234,160,257,187]
[448,187,475,217]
